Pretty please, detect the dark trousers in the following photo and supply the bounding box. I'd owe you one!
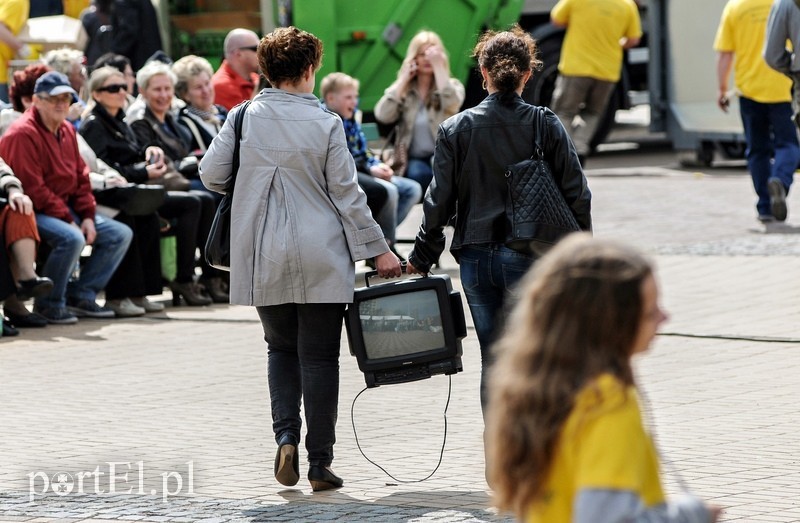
[257,302,346,467]
[158,192,201,283]
[739,96,800,216]
[104,212,163,299]
[458,244,535,417]
[357,172,389,218]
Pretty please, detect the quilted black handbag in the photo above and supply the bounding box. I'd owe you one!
[505,107,580,255]
[205,100,251,271]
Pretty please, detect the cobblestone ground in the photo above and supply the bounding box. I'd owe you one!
[3,143,800,521]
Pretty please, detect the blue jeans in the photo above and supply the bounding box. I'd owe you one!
[35,211,132,309]
[257,302,346,467]
[392,175,422,225]
[406,157,434,195]
[458,244,536,416]
[372,176,422,244]
[739,97,800,216]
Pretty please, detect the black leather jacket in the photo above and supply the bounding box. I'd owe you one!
[80,103,150,183]
[408,92,592,272]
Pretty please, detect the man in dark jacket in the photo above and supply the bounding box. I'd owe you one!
[111,0,163,71]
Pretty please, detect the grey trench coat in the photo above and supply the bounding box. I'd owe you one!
[200,89,389,306]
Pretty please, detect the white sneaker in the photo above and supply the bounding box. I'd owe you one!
[106,298,146,318]
[131,296,165,313]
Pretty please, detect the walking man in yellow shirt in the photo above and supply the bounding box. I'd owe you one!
[549,0,641,165]
[715,0,800,223]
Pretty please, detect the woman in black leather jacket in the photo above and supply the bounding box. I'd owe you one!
[407,26,592,415]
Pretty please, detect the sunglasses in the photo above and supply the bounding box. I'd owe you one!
[238,45,258,52]
[96,83,128,93]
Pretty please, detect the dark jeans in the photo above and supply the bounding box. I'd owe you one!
[357,172,389,218]
[739,96,800,216]
[458,244,536,416]
[406,156,434,195]
[257,302,346,467]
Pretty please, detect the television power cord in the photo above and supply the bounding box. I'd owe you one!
[350,375,452,485]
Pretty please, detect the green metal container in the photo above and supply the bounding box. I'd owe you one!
[274,0,524,110]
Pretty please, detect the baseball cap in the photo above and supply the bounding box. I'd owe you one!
[34,71,79,102]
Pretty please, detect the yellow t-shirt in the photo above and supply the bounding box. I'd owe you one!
[0,0,29,84]
[527,374,665,523]
[713,0,792,103]
[551,0,642,82]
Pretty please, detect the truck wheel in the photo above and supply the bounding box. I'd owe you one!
[522,37,561,108]
[678,142,715,167]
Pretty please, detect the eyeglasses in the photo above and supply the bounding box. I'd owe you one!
[96,83,128,93]
[38,94,74,105]
[238,45,258,52]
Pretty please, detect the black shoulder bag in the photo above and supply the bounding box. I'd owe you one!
[205,100,251,271]
[504,107,581,256]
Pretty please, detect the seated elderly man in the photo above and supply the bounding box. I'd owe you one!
[0,71,132,324]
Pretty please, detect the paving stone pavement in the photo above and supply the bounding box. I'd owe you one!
[3,155,800,522]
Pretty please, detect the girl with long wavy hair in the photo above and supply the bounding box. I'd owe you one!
[486,234,721,522]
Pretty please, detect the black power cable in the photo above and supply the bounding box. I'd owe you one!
[350,375,452,485]
[659,332,800,343]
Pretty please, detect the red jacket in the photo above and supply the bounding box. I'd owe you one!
[0,106,95,222]
[211,60,259,110]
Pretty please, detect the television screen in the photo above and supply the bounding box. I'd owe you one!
[359,289,445,359]
[346,273,466,387]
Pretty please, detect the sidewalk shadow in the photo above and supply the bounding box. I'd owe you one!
[240,489,512,522]
[1,316,155,344]
[758,222,800,234]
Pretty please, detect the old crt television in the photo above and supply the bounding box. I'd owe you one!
[346,273,466,388]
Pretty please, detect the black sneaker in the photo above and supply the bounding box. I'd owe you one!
[66,299,115,319]
[34,306,78,325]
[768,178,787,222]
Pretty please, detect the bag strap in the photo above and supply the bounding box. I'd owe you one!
[228,100,251,195]
[532,107,546,160]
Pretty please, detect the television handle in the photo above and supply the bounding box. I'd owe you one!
[363,261,412,287]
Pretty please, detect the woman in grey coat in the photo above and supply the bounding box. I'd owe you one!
[200,27,401,492]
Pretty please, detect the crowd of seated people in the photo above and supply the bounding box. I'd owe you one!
[0,26,439,336]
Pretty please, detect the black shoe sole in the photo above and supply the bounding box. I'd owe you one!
[768,179,788,222]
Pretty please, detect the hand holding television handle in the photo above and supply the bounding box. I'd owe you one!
[405,260,426,275]
[375,251,403,278]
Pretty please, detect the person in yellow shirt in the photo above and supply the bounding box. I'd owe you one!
[0,0,30,104]
[716,0,800,224]
[549,0,641,164]
[485,235,722,523]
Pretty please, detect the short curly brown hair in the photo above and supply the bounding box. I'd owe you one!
[258,26,323,86]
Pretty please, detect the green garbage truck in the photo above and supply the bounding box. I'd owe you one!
[162,0,745,163]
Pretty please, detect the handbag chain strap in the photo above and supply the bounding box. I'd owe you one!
[532,107,546,160]
[227,100,252,196]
